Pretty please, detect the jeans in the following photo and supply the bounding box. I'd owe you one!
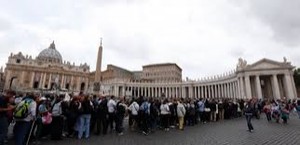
[245,115,254,131]
[0,117,8,145]
[78,114,91,139]
[14,121,32,145]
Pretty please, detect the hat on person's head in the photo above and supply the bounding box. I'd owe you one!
[40,97,47,101]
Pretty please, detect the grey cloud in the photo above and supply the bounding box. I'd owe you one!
[247,0,300,47]
[229,47,246,58]
[0,17,12,31]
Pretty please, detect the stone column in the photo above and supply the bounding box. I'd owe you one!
[255,75,263,99]
[245,75,252,99]
[69,76,73,91]
[283,73,294,100]
[30,72,35,88]
[229,83,232,98]
[42,73,46,88]
[48,74,52,89]
[60,75,64,89]
[237,79,241,99]
[39,73,44,88]
[230,83,233,98]
[224,83,228,98]
[272,74,281,100]
[239,77,245,99]
[208,85,211,98]
[195,86,198,98]
[188,86,192,98]
[220,84,224,98]
[211,85,214,98]
[218,84,221,99]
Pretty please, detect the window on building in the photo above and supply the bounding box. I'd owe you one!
[65,83,70,90]
[16,59,21,63]
[33,81,39,89]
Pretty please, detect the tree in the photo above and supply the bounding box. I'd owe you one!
[294,68,300,87]
[293,68,300,98]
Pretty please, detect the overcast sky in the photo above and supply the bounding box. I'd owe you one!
[1,0,300,79]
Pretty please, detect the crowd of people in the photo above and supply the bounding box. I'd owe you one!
[1,90,300,145]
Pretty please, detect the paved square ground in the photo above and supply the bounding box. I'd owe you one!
[16,114,300,145]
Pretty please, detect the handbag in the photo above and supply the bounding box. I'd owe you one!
[42,112,53,125]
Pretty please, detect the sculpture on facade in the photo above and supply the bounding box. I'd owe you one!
[237,58,247,70]
[49,41,56,49]
[283,57,287,63]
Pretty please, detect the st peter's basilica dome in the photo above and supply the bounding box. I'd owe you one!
[37,41,63,63]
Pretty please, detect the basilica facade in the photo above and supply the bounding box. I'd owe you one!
[3,41,90,93]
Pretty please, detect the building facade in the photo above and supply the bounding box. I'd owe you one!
[142,63,182,83]
[4,41,90,93]
[99,58,297,100]
[2,40,298,100]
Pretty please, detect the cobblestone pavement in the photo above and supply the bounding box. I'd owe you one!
[21,114,300,145]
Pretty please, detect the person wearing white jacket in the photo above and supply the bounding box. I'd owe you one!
[128,100,139,130]
[160,99,170,131]
[177,99,186,130]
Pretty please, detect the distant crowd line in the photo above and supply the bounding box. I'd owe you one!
[0,90,300,145]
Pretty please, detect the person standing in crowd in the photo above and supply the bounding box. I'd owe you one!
[169,99,177,128]
[177,99,186,130]
[67,96,80,137]
[128,98,139,131]
[140,98,150,135]
[244,99,255,132]
[271,101,280,123]
[263,101,272,122]
[14,93,37,145]
[51,95,64,140]
[115,97,127,136]
[95,96,108,135]
[160,99,170,131]
[107,96,116,133]
[204,99,211,122]
[0,91,15,145]
[35,97,50,144]
[78,95,94,139]
[281,103,290,124]
[149,98,159,132]
[210,99,217,122]
[218,100,224,121]
[296,100,300,119]
[197,98,205,124]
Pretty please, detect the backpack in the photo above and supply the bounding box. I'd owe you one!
[14,99,33,119]
[82,100,94,114]
[117,102,126,114]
